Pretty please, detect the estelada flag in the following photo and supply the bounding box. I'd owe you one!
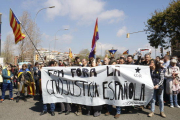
[89,18,99,58]
[18,69,36,96]
[109,49,117,55]
[9,9,26,44]
[123,50,129,55]
[69,48,73,58]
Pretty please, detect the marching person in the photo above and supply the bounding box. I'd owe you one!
[40,61,56,116]
[59,60,64,66]
[0,64,14,102]
[126,55,141,65]
[11,65,18,89]
[105,59,122,119]
[74,57,82,66]
[148,60,166,118]
[86,59,102,117]
[163,55,170,69]
[141,54,151,65]
[155,56,161,64]
[74,57,83,116]
[59,61,71,115]
[165,59,180,108]
[33,62,40,95]
[96,58,102,66]
[119,57,125,64]
[16,64,34,102]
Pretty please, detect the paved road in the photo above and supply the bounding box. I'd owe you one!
[0,89,180,120]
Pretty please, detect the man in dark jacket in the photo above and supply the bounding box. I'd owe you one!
[33,62,39,95]
[141,54,151,66]
[0,64,14,102]
[126,55,141,65]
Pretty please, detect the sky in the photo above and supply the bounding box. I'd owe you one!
[0,0,172,58]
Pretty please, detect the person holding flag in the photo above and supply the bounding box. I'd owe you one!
[89,18,99,59]
[16,64,34,102]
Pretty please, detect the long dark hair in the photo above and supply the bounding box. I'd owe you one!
[150,59,159,71]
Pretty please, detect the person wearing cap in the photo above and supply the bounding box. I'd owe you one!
[165,59,180,108]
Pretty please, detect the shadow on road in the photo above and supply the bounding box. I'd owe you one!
[29,101,43,113]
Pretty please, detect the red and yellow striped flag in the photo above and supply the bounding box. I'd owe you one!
[9,9,25,44]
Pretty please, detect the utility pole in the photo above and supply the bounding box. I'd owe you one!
[0,13,2,56]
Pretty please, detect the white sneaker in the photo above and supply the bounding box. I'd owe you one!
[175,105,180,108]
[170,105,174,108]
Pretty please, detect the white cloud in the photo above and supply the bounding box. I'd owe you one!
[117,26,127,37]
[21,0,38,9]
[40,32,73,51]
[44,0,125,24]
[99,9,125,23]
[56,34,73,44]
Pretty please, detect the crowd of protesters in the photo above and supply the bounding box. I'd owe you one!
[0,52,180,119]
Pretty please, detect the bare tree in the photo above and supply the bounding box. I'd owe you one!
[18,11,41,62]
[2,34,15,64]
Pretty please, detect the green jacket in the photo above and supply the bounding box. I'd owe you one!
[2,68,13,83]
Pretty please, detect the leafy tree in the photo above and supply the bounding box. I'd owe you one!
[78,49,90,60]
[146,0,180,49]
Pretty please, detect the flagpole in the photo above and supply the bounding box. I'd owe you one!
[20,24,44,63]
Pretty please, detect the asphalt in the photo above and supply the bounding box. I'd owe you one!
[0,89,180,120]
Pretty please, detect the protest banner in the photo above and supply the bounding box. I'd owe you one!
[41,65,154,106]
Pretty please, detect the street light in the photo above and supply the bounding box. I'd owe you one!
[33,6,55,63]
[34,6,55,23]
[126,29,163,58]
[0,13,2,56]
[54,28,69,51]
[126,30,145,38]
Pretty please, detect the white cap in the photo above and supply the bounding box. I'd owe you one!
[171,59,177,63]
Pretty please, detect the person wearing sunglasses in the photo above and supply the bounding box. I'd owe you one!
[0,64,14,103]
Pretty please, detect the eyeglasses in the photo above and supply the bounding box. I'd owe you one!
[22,66,26,67]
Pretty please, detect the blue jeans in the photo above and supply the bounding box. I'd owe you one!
[170,94,179,106]
[1,83,13,99]
[151,89,164,112]
[107,105,121,114]
[43,103,55,112]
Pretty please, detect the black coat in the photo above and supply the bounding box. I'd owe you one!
[150,69,163,89]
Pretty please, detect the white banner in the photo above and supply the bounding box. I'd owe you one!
[42,65,154,106]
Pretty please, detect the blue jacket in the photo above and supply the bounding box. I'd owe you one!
[2,68,14,83]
